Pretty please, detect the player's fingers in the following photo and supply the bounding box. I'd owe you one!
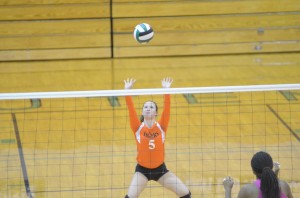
[225,176,233,181]
[166,77,172,83]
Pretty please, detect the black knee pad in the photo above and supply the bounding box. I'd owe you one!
[180,191,191,198]
[125,195,129,198]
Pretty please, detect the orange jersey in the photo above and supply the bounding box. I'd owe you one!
[125,95,170,169]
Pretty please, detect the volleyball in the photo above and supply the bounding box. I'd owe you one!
[133,23,154,44]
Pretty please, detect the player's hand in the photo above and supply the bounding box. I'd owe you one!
[274,162,280,176]
[124,78,136,89]
[161,77,173,88]
[223,176,234,191]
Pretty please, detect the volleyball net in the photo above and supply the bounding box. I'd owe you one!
[0,84,299,198]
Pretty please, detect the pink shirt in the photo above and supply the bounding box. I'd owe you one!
[254,179,287,198]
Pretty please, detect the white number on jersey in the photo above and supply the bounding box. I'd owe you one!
[149,139,155,150]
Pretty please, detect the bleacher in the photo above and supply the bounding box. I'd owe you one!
[0,0,299,61]
[0,0,111,61]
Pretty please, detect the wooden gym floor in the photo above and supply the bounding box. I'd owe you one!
[0,54,300,197]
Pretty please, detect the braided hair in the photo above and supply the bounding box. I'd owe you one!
[251,151,280,198]
[140,100,158,122]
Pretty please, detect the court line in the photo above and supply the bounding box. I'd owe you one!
[31,180,300,195]
[267,104,300,142]
[11,113,33,198]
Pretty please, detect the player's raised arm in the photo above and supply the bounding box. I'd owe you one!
[161,77,173,88]
[124,78,136,90]
[274,161,280,176]
[159,77,172,131]
[124,78,140,131]
[223,176,234,198]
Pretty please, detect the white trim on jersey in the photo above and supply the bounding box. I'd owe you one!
[156,122,165,143]
[135,122,165,144]
[135,122,144,143]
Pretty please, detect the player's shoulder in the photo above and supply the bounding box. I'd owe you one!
[279,180,292,196]
[238,183,259,198]
[279,179,289,186]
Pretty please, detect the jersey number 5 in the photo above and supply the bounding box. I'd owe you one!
[149,140,155,150]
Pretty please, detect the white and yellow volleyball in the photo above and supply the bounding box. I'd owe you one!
[133,23,154,44]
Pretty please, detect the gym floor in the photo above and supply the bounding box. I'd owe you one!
[0,54,299,197]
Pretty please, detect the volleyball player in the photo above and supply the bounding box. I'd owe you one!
[223,151,293,198]
[124,77,191,198]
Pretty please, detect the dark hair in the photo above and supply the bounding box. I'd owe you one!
[140,100,158,122]
[251,151,280,198]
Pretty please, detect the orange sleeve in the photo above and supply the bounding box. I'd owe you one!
[125,96,141,133]
[158,94,170,132]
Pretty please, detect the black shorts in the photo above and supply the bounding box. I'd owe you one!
[135,163,169,181]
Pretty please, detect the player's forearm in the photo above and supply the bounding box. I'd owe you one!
[225,189,231,198]
[160,95,171,128]
[125,96,140,131]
